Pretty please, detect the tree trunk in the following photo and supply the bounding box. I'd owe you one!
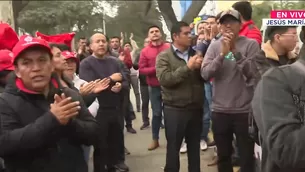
[157,0,177,30]
[182,1,207,24]
[12,0,29,30]
[0,1,15,30]
[155,0,207,30]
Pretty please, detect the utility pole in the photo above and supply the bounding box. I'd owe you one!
[102,6,106,35]
[0,1,15,30]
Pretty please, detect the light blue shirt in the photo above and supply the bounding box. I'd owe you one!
[172,45,189,62]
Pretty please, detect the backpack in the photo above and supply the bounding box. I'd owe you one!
[249,61,305,145]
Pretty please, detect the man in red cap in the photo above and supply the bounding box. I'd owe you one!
[0,35,99,172]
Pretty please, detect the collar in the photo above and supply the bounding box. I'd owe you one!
[15,73,59,94]
[240,20,255,32]
[149,41,165,48]
[262,40,297,61]
[172,44,189,54]
[170,44,196,59]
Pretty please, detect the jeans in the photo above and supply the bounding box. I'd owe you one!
[140,84,150,124]
[130,75,141,110]
[212,112,254,172]
[149,86,163,140]
[201,82,212,141]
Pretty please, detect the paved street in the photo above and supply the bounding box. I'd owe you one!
[124,115,218,172]
[89,90,240,172]
[123,91,219,172]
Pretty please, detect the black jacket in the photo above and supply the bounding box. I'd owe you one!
[253,41,297,87]
[252,59,305,172]
[0,73,98,172]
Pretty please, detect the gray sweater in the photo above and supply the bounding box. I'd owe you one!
[201,36,260,113]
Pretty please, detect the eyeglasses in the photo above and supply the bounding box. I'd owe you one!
[280,34,298,39]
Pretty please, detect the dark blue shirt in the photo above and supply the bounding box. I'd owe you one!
[79,55,123,109]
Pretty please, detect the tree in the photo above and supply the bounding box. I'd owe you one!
[105,1,162,46]
[17,1,101,38]
[252,1,273,29]
[12,0,29,29]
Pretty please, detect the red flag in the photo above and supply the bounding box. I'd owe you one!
[36,31,75,49]
[0,23,19,51]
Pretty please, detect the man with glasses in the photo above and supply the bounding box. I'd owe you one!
[254,26,298,89]
[201,9,260,172]
[252,25,298,172]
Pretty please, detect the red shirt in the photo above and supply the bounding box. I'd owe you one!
[118,48,132,69]
[239,20,262,45]
[139,42,170,86]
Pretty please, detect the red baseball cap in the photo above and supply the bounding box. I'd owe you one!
[12,35,52,63]
[62,51,78,62]
[0,50,14,71]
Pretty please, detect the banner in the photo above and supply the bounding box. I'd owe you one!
[36,32,75,49]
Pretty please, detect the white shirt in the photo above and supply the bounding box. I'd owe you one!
[72,74,99,117]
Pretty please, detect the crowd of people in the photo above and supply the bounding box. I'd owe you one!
[1,1,305,172]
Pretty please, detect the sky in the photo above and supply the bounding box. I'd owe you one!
[101,0,266,40]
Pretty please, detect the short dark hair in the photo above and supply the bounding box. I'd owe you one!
[78,37,86,41]
[266,26,297,41]
[216,11,223,21]
[49,43,60,50]
[124,42,132,47]
[110,36,120,41]
[49,43,70,51]
[58,44,70,51]
[232,1,252,21]
[147,25,161,32]
[170,21,189,42]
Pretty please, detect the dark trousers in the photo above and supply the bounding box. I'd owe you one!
[93,109,123,172]
[122,89,133,127]
[140,84,149,124]
[212,112,254,172]
[164,106,202,172]
[0,158,4,172]
[118,114,125,163]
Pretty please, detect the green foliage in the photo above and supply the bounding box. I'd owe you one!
[17,1,101,38]
[252,1,272,29]
[17,0,162,46]
[105,1,162,46]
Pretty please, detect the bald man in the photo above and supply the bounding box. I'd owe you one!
[79,33,127,172]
